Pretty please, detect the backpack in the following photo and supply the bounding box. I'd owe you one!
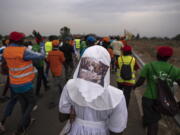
[120,56,133,80]
[151,64,179,116]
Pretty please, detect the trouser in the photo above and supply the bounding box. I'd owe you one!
[2,76,9,96]
[50,76,64,104]
[142,97,161,135]
[111,57,115,71]
[64,61,74,82]
[15,89,36,133]
[35,66,48,96]
[114,55,120,71]
[1,89,17,124]
[117,83,133,107]
[45,61,50,77]
[147,122,159,135]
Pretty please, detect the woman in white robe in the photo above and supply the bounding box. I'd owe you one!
[59,45,127,135]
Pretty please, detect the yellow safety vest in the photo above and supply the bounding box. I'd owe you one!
[45,41,52,56]
[116,55,136,84]
[75,39,81,49]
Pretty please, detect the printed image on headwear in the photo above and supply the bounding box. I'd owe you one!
[77,57,109,86]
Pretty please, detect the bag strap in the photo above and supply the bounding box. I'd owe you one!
[129,56,133,64]
[121,56,124,64]
[149,64,156,98]
[121,56,133,65]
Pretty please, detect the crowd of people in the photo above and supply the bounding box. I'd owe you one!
[0,31,180,135]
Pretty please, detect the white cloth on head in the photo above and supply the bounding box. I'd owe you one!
[68,45,123,110]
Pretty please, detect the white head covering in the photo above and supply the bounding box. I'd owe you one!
[66,45,123,110]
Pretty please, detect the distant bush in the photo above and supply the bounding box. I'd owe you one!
[135,33,140,39]
[172,34,180,40]
[164,37,170,40]
[0,34,2,40]
[141,37,149,40]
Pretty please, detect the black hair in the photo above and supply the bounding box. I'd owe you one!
[9,39,24,45]
[48,35,58,41]
[156,54,170,61]
[123,51,132,56]
[2,40,7,45]
[115,36,120,40]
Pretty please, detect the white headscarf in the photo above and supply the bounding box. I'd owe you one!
[66,45,123,110]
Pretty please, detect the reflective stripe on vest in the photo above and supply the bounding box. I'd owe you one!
[10,69,37,79]
[75,39,81,49]
[3,46,35,85]
[9,64,33,71]
[116,56,136,84]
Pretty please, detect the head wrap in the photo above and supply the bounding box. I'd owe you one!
[102,37,110,43]
[9,32,25,41]
[86,36,96,43]
[122,45,132,52]
[157,46,173,57]
[52,40,60,46]
[65,45,123,110]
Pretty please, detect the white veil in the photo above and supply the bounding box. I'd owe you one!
[66,45,123,110]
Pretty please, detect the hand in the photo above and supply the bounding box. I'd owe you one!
[32,30,43,42]
[132,85,136,90]
[58,113,69,122]
[40,42,44,47]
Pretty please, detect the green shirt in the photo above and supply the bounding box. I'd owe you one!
[140,61,180,99]
[32,44,44,68]
[80,41,87,56]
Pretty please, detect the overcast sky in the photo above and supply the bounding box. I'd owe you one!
[0,0,180,37]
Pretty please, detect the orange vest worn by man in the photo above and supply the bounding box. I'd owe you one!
[4,47,35,85]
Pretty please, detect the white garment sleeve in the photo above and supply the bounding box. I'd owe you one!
[59,85,72,114]
[108,95,128,133]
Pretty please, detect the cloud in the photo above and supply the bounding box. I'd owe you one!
[0,0,180,37]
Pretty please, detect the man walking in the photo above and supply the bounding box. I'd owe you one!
[134,46,180,135]
[2,31,45,135]
[47,40,65,109]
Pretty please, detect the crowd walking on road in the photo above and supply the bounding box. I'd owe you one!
[0,30,180,135]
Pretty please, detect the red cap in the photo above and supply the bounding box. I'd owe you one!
[9,32,25,41]
[122,45,132,52]
[157,46,173,57]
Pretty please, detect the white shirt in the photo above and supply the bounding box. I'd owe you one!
[110,40,124,56]
[59,86,127,135]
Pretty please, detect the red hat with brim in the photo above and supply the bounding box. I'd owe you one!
[122,45,132,52]
[157,46,173,57]
[9,32,25,41]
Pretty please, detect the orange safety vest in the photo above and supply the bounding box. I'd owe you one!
[3,46,35,85]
